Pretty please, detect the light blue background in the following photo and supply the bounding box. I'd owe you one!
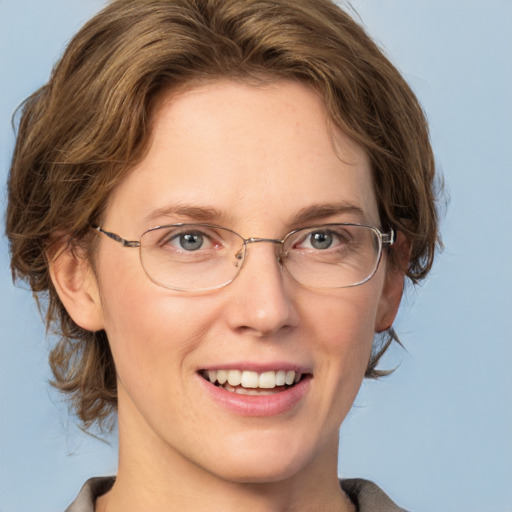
[1,1,511,511]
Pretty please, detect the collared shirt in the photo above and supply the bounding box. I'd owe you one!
[65,476,408,511]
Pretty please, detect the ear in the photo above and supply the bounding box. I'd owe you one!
[49,241,105,332]
[374,231,410,333]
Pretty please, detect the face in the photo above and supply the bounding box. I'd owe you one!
[75,80,402,484]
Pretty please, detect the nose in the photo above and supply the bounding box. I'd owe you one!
[224,240,299,337]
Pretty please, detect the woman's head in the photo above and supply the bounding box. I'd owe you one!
[6,0,440,431]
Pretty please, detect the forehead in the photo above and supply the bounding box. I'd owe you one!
[105,79,378,233]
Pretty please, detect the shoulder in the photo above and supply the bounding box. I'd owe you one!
[64,477,115,512]
[340,478,409,512]
[65,476,407,512]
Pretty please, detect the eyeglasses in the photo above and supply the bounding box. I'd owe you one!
[92,223,395,292]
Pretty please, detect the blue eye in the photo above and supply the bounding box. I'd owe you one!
[309,230,333,250]
[292,227,352,252]
[178,232,204,251]
[159,230,212,252]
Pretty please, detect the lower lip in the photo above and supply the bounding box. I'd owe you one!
[198,374,311,417]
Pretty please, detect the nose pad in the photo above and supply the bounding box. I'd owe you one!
[234,239,284,269]
[276,249,288,267]
[234,248,244,268]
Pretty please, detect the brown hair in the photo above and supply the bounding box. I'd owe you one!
[6,0,440,430]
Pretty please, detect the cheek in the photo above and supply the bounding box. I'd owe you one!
[96,254,215,389]
[307,287,380,354]
[104,290,207,367]
[305,287,381,398]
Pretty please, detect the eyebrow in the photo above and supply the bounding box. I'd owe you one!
[143,204,226,225]
[289,202,367,225]
[143,201,366,227]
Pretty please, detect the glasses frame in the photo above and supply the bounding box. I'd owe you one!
[92,223,396,292]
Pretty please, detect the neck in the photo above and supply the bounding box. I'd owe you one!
[98,471,354,512]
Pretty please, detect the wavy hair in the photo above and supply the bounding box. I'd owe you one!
[6,0,441,430]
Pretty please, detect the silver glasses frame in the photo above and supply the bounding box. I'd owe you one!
[92,223,396,291]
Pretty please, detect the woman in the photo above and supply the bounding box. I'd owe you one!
[6,0,439,510]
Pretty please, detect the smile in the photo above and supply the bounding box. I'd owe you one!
[200,369,306,396]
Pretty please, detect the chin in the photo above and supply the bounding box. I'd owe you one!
[200,438,320,485]
[211,461,305,485]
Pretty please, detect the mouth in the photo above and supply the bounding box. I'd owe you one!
[199,369,309,396]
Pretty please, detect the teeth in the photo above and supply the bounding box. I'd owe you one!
[235,387,275,396]
[275,370,286,386]
[240,371,259,388]
[217,369,227,384]
[259,371,276,389]
[227,369,242,387]
[204,369,304,390]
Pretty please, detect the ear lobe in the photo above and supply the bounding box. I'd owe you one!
[374,231,410,333]
[49,242,104,332]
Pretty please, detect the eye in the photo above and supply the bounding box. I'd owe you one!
[297,228,347,251]
[175,232,204,251]
[309,230,333,250]
[161,229,217,252]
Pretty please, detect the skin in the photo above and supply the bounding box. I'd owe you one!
[52,80,405,511]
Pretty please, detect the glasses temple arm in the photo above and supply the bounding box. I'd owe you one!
[382,228,396,247]
[92,225,140,248]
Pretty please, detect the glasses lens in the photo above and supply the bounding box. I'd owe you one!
[138,223,383,291]
[283,224,382,288]
[140,224,245,291]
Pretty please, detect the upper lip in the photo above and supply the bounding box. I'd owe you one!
[198,362,312,374]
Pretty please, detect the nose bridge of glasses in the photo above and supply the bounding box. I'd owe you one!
[246,237,285,255]
[245,237,284,246]
[239,237,286,265]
